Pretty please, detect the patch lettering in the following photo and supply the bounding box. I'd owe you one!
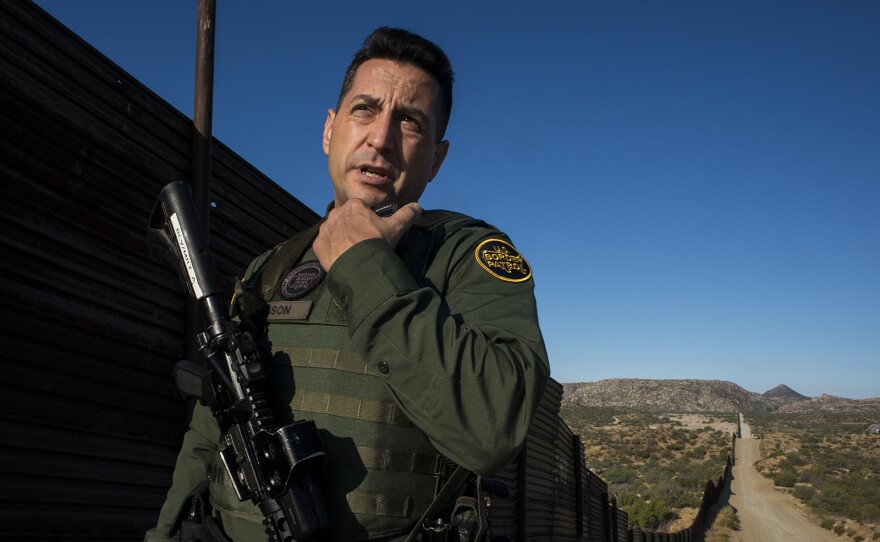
[267,300,313,321]
[278,260,325,300]
[474,239,532,283]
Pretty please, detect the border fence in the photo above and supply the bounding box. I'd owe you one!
[494,380,735,542]
[1,2,733,540]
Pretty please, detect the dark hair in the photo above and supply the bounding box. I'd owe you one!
[337,27,454,139]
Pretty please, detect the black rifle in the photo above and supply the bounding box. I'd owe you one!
[149,181,329,542]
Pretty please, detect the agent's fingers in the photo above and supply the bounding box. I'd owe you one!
[384,202,422,244]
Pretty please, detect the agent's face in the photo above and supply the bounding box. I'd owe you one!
[323,59,449,209]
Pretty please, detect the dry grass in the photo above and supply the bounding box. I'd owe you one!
[666,413,738,435]
[748,411,880,542]
[703,505,740,542]
[560,407,735,532]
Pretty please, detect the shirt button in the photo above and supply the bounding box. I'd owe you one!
[340,296,350,310]
[378,361,390,374]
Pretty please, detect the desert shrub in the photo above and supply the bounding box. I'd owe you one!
[810,479,880,522]
[615,491,639,508]
[821,518,835,530]
[625,498,675,530]
[802,464,828,483]
[786,451,805,466]
[715,505,739,531]
[559,405,618,427]
[602,465,636,485]
[793,485,816,501]
[688,445,707,459]
[650,480,697,509]
[860,503,880,523]
[773,470,797,487]
[811,483,851,517]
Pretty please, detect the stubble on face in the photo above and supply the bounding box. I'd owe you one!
[322,59,449,209]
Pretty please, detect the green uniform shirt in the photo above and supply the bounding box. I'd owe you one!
[145,210,550,541]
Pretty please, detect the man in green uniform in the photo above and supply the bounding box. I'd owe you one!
[146,27,549,542]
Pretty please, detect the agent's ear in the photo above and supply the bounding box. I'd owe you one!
[429,140,449,181]
[322,109,336,156]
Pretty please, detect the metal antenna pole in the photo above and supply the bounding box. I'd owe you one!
[186,0,217,370]
[192,0,215,218]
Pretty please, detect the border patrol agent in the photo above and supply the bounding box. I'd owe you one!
[146,27,550,542]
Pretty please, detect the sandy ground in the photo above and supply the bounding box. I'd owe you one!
[666,413,738,435]
[725,415,840,542]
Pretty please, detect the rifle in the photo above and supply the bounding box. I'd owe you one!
[149,181,329,541]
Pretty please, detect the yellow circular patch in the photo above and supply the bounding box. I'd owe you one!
[474,239,532,282]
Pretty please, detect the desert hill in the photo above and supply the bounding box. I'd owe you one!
[777,394,880,414]
[762,384,809,408]
[562,379,879,414]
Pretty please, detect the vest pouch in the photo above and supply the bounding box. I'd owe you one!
[206,463,270,540]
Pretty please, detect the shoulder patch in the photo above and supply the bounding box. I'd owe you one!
[474,239,532,282]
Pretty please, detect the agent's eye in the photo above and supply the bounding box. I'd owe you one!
[351,103,373,115]
[401,115,422,132]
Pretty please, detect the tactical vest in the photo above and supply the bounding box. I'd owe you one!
[210,211,491,541]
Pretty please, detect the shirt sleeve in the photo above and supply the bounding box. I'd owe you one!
[144,404,219,541]
[324,228,550,475]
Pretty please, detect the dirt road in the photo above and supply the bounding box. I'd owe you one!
[728,414,839,542]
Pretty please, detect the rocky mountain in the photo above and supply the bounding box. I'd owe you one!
[562,379,880,414]
[562,379,771,413]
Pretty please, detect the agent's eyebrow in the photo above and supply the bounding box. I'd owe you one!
[347,94,432,129]
[347,93,380,108]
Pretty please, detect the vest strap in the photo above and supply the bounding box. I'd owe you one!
[348,446,437,475]
[293,390,417,428]
[286,347,376,376]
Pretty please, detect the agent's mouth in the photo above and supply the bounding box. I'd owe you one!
[360,166,391,179]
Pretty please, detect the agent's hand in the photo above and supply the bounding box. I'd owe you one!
[313,199,422,270]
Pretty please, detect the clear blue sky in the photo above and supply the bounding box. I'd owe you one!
[35,1,879,399]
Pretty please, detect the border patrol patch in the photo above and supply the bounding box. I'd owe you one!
[279,260,325,300]
[474,239,532,283]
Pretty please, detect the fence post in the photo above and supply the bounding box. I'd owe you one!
[609,497,619,542]
[573,435,584,540]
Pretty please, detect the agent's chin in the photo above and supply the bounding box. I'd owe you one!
[345,188,395,209]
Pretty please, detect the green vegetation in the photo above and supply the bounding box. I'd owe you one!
[749,411,880,538]
[703,505,740,542]
[560,407,735,531]
[617,494,676,530]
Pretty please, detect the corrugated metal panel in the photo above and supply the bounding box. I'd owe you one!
[553,420,578,537]
[0,1,318,539]
[586,470,610,541]
[522,378,561,540]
